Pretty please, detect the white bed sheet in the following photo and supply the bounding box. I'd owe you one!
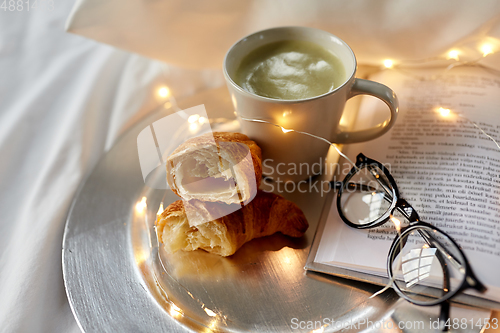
[0,2,222,332]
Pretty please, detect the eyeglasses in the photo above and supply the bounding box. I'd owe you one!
[330,153,486,331]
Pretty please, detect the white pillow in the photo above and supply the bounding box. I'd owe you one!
[67,0,500,70]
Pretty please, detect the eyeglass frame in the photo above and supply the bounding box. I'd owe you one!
[330,153,486,310]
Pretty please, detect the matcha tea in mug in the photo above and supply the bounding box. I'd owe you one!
[235,40,346,100]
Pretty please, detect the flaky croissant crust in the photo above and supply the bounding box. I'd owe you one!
[156,191,308,257]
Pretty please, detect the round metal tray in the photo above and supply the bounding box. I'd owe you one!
[63,88,482,333]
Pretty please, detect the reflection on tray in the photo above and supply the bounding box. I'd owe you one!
[160,233,308,280]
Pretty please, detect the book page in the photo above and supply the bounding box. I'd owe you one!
[315,66,500,302]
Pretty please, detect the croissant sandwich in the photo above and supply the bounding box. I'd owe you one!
[166,132,262,205]
[156,191,308,257]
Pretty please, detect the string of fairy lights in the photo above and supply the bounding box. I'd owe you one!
[378,40,500,151]
[154,37,500,152]
[381,40,498,70]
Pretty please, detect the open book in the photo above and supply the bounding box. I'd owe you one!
[305,65,500,309]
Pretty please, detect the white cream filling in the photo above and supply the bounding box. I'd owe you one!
[169,146,250,204]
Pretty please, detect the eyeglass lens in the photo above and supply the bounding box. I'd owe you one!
[389,225,467,304]
[340,165,396,226]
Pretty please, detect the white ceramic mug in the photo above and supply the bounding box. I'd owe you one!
[223,26,398,182]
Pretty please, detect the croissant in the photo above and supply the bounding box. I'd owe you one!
[156,191,309,257]
[166,132,262,205]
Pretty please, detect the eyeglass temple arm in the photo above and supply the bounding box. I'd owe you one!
[367,165,394,197]
[418,230,462,266]
[439,301,451,332]
[435,247,451,331]
[417,228,485,290]
[407,220,483,290]
[396,200,467,279]
[330,181,343,190]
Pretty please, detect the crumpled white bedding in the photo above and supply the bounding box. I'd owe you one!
[0,1,221,332]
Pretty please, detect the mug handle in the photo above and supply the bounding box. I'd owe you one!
[333,78,399,144]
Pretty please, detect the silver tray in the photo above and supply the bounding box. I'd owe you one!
[62,87,485,333]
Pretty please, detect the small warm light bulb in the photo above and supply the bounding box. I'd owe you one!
[169,303,183,318]
[231,95,238,109]
[134,249,149,265]
[481,43,494,57]
[157,202,164,216]
[282,110,291,117]
[135,197,147,213]
[438,107,451,117]
[208,319,218,331]
[383,59,394,68]
[188,114,200,123]
[189,123,199,132]
[339,114,350,127]
[390,215,401,232]
[158,86,170,98]
[281,127,293,133]
[423,244,430,249]
[447,49,460,61]
[204,308,217,317]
